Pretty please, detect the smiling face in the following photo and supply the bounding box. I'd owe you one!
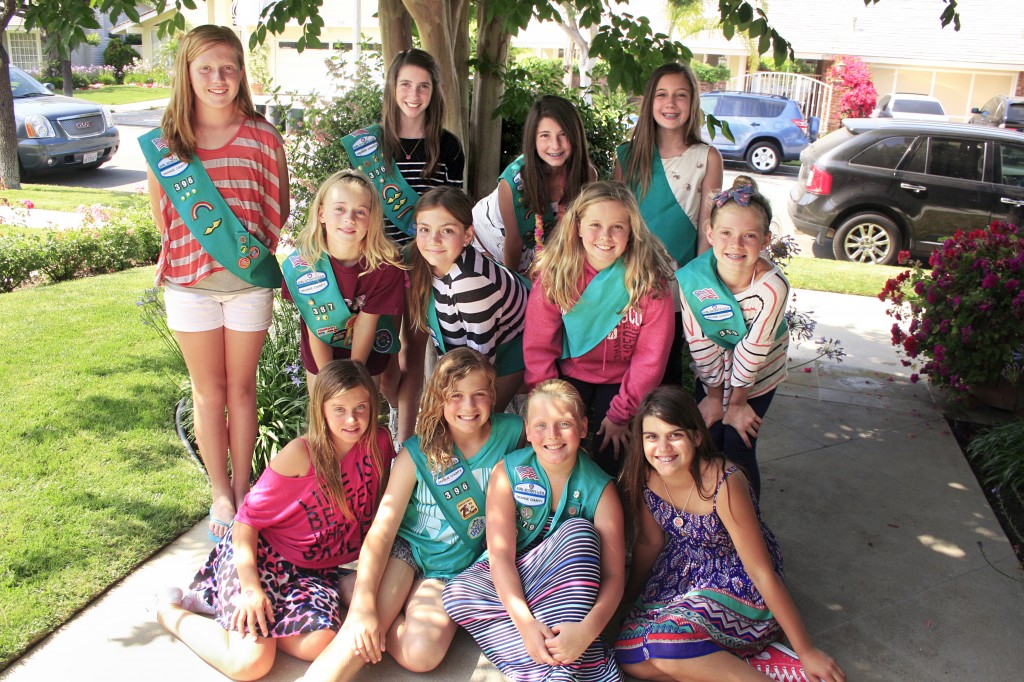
[324,386,372,449]
[320,182,372,258]
[188,42,242,111]
[534,116,572,168]
[395,64,434,123]
[706,204,771,280]
[578,200,631,271]
[442,369,494,440]
[651,72,693,131]
[526,395,585,470]
[415,206,473,277]
[641,415,699,478]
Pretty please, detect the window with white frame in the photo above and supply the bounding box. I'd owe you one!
[7,31,42,71]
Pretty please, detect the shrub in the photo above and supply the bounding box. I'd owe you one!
[104,37,141,84]
[39,230,98,281]
[123,59,172,86]
[826,55,877,119]
[0,233,43,292]
[692,61,731,84]
[968,419,1024,495]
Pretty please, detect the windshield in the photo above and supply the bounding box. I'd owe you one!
[9,66,53,98]
[892,99,945,116]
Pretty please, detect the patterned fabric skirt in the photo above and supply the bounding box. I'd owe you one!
[190,528,345,638]
[442,517,622,682]
[614,588,781,665]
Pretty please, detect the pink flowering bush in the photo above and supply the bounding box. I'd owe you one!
[879,222,1024,392]
[826,55,877,119]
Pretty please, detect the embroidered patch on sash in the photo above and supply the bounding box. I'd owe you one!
[513,482,546,507]
[435,466,465,486]
[568,505,578,516]
[700,303,734,321]
[351,134,378,158]
[467,517,486,538]
[515,465,540,482]
[157,154,188,178]
[456,497,479,520]
[693,288,718,302]
[373,328,395,352]
[316,326,339,336]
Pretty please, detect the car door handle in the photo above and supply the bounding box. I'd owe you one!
[900,183,927,193]
[1001,197,1024,207]
[751,122,761,127]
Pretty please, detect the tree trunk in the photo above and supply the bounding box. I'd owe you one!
[448,0,470,140]
[378,0,412,68]
[468,0,510,199]
[61,58,73,97]
[0,4,23,190]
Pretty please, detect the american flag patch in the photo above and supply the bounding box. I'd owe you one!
[515,465,540,482]
[693,288,718,302]
[152,137,168,152]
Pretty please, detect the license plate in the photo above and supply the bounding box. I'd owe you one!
[82,151,98,163]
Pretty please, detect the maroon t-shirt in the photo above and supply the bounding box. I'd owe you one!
[283,255,406,375]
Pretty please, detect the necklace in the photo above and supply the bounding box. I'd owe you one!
[658,472,695,529]
[403,138,423,161]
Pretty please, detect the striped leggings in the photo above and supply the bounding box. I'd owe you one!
[442,517,622,681]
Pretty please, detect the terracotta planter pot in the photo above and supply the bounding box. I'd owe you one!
[970,376,1024,413]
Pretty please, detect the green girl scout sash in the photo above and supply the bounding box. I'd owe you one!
[400,413,523,577]
[561,258,630,359]
[501,156,557,245]
[504,447,610,552]
[140,128,281,288]
[617,142,697,265]
[675,250,787,351]
[283,252,399,353]
[342,124,419,237]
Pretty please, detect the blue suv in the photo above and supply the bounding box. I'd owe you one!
[700,91,817,174]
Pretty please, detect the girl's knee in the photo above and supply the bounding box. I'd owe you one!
[223,642,276,681]
[394,627,455,672]
[557,516,600,551]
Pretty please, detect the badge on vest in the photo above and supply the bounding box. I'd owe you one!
[435,464,465,486]
[467,516,486,538]
[700,303,734,321]
[296,270,329,296]
[351,133,378,158]
[373,328,396,353]
[693,288,718,302]
[513,482,547,507]
[456,497,479,520]
[515,465,540,482]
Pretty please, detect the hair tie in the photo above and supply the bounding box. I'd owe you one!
[712,184,755,208]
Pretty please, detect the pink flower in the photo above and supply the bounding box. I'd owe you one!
[910,373,919,383]
[981,273,999,289]
[22,200,34,209]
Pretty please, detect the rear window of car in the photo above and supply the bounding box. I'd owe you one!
[850,136,915,169]
[759,100,786,117]
[716,96,761,117]
[892,99,945,116]
[1008,103,1024,121]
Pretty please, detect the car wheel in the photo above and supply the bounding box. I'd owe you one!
[746,141,781,174]
[831,213,901,265]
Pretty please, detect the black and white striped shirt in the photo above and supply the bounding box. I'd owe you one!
[387,130,465,245]
[431,246,528,360]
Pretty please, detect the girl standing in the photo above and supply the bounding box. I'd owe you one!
[302,348,523,682]
[142,25,289,541]
[615,63,724,384]
[342,48,465,445]
[615,386,845,682]
[473,95,597,273]
[282,169,406,392]
[443,379,625,682]
[408,187,528,410]
[155,360,395,680]
[675,179,789,498]
[523,181,675,476]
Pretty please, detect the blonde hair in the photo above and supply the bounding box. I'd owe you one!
[623,63,703,199]
[382,49,445,178]
[305,360,385,521]
[161,25,257,162]
[407,187,474,333]
[527,379,587,429]
[416,348,496,474]
[531,181,674,314]
[296,169,404,274]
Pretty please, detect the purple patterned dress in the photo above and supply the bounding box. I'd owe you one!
[615,466,784,664]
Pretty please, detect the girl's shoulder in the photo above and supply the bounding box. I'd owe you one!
[268,437,313,478]
[246,116,286,146]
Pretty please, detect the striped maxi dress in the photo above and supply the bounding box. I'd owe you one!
[443,516,622,681]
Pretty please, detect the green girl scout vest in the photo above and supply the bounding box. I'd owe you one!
[500,155,557,247]
[617,142,697,265]
[283,252,399,353]
[140,128,281,288]
[342,124,420,237]
[503,447,611,552]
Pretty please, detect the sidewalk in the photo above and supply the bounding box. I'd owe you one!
[2,290,1022,681]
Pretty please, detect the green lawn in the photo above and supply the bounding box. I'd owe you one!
[74,85,171,106]
[1,184,142,213]
[784,254,904,298]
[0,266,207,666]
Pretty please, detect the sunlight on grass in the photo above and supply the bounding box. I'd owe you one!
[784,255,906,297]
[1,184,142,213]
[74,86,171,106]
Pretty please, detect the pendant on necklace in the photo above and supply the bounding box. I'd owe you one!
[671,171,680,180]
[673,516,685,528]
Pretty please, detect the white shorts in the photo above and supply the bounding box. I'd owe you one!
[164,286,274,333]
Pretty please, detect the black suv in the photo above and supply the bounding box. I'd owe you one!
[788,119,1024,265]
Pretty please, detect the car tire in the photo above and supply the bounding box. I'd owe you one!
[746,141,781,174]
[831,213,901,265]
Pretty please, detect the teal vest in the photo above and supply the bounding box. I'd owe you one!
[139,128,281,288]
[397,413,523,578]
[342,123,420,237]
[617,142,697,265]
[561,258,630,359]
[500,156,557,247]
[282,252,399,353]
[675,251,787,350]
[503,447,611,552]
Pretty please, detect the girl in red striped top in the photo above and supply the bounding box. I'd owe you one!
[146,25,290,542]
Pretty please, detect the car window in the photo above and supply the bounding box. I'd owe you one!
[892,99,945,116]
[700,96,717,116]
[926,137,985,182]
[998,144,1024,188]
[902,139,927,173]
[1008,103,1024,121]
[759,100,786,117]
[877,95,890,111]
[9,68,51,97]
[850,136,915,169]
[716,96,760,117]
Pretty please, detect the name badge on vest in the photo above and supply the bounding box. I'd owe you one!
[513,482,547,507]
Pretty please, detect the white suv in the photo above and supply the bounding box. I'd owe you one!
[871,93,949,122]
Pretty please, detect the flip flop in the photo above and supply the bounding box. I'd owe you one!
[208,506,233,543]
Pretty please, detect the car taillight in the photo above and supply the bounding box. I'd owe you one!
[793,118,808,135]
[805,165,832,195]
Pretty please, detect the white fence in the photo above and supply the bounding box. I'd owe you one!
[731,72,834,134]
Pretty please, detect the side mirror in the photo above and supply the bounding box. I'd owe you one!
[44,82,55,92]
[970,107,981,114]
[807,116,821,142]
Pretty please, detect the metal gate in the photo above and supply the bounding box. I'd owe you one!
[734,72,834,134]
